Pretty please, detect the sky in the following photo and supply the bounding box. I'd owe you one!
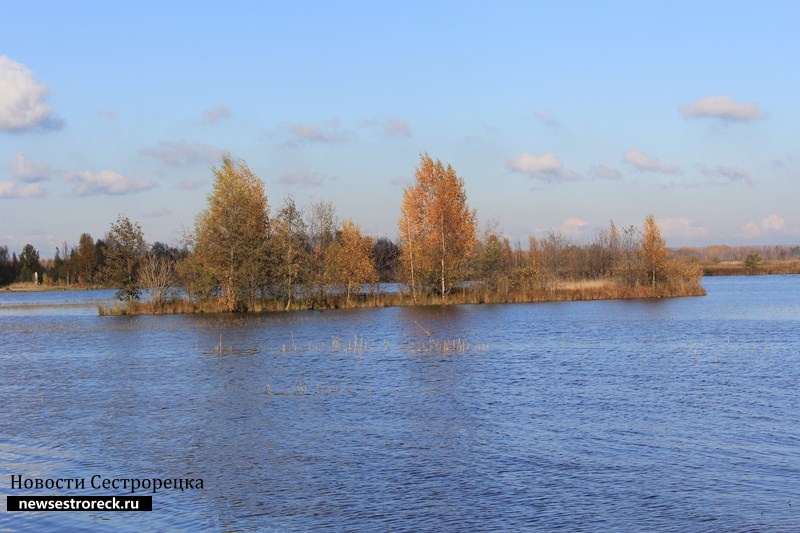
[1,1,799,256]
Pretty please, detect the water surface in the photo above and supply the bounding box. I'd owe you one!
[1,277,799,531]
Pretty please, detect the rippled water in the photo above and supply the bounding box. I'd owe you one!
[1,277,799,531]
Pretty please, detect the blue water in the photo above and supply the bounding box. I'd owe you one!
[1,276,799,531]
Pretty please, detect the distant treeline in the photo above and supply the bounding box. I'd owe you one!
[4,154,708,311]
[671,245,800,276]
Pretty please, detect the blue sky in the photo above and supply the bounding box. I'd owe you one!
[2,1,798,256]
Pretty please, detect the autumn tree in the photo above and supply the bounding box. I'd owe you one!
[192,155,270,311]
[103,215,146,303]
[306,201,337,306]
[178,221,217,302]
[269,196,308,310]
[326,220,378,304]
[589,221,620,279]
[641,214,667,287]
[615,224,641,287]
[398,154,477,298]
[477,222,514,299]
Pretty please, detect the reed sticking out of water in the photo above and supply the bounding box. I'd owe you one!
[207,334,259,356]
[265,382,363,397]
[329,335,368,354]
[406,338,487,354]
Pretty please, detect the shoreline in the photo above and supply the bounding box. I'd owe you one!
[1,282,108,293]
[701,260,800,276]
[99,281,707,316]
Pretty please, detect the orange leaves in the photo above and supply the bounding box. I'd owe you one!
[193,155,270,310]
[399,154,477,296]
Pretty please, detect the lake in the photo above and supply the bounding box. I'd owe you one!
[1,276,799,531]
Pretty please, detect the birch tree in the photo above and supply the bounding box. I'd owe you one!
[192,155,269,311]
[398,154,477,297]
[326,220,377,304]
[641,214,667,288]
[270,196,308,310]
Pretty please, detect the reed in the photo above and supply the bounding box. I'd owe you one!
[97,275,706,317]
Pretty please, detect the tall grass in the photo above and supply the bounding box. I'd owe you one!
[98,276,705,316]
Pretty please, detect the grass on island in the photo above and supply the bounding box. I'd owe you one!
[98,278,706,316]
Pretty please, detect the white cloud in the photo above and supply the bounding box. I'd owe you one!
[558,218,589,236]
[0,180,46,199]
[740,222,761,239]
[506,152,578,182]
[680,95,762,122]
[67,170,156,196]
[282,119,352,147]
[277,169,325,188]
[623,149,681,174]
[202,103,231,124]
[658,218,709,240]
[761,214,785,232]
[696,164,752,185]
[140,140,223,166]
[591,164,622,180]
[0,55,61,131]
[740,214,789,239]
[9,153,50,182]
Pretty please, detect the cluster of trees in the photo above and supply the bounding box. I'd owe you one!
[0,244,41,285]
[181,156,381,311]
[0,238,100,286]
[0,228,185,302]
[2,153,705,309]
[469,216,704,302]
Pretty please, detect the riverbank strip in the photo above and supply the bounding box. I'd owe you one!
[99,279,707,316]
